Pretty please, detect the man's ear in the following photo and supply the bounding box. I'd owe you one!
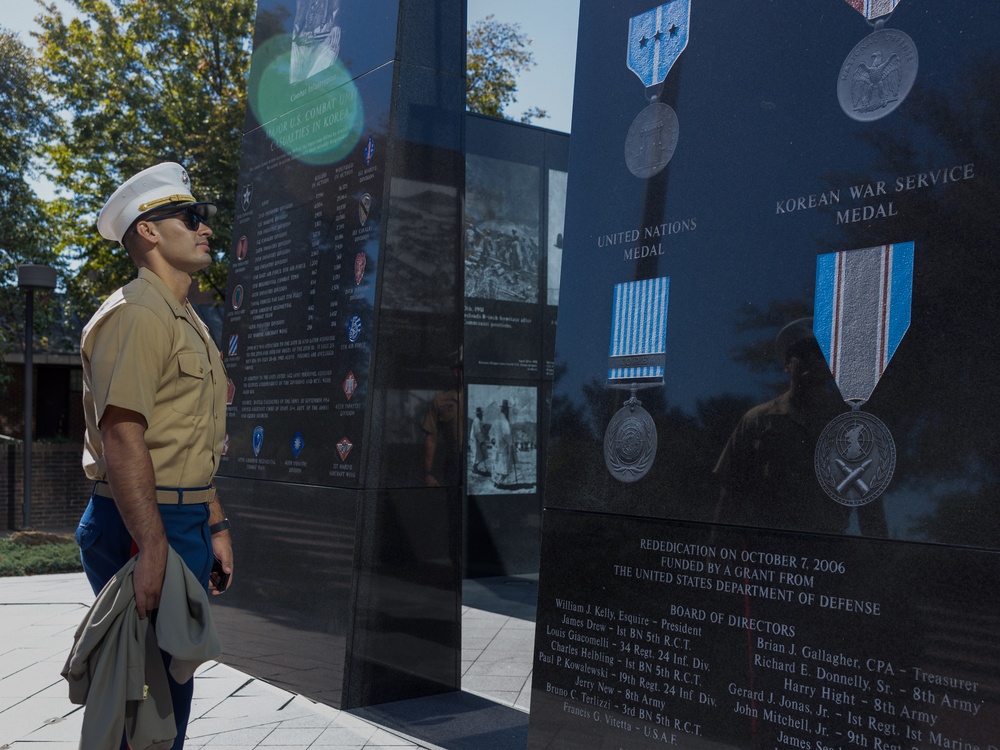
[134,220,157,242]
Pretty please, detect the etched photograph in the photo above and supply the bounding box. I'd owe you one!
[290,0,342,84]
[467,384,538,495]
[465,155,540,303]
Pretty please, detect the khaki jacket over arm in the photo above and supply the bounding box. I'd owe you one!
[62,548,221,750]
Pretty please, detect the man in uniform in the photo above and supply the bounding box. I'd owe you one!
[423,350,464,487]
[714,318,886,536]
[75,162,234,749]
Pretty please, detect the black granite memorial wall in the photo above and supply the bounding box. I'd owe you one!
[530,0,1000,747]
[463,114,569,577]
[214,0,465,709]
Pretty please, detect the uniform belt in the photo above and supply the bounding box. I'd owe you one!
[93,481,216,505]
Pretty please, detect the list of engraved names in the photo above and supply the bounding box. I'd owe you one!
[536,536,993,749]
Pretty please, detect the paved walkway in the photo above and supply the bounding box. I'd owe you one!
[0,573,537,749]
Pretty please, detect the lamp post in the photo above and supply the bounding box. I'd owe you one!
[17,264,57,529]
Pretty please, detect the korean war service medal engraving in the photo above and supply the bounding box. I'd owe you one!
[604,277,670,482]
[838,0,918,122]
[625,1,690,178]
[815,411,896,506]
[813,242,914,505]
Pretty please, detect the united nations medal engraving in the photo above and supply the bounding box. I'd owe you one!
[838,27,918,122]
[625,102,679,179]
[604,395,658,483]
[815,410,896,506]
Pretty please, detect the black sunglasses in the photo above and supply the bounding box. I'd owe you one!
[146,206,208,231]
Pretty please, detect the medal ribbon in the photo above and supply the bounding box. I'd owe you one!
[842,0,900,20]
[627,1,690,89]
[608,276,670,383]
[813,242,914,405]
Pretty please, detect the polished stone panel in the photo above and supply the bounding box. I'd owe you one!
[211,478,356,707]
[530,510,1000,748]
[219,0,464,709]
[531,0,1000,746]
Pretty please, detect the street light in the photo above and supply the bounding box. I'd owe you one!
[17,264,57,529]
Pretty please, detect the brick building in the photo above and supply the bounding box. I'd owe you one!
[0,288,223,530]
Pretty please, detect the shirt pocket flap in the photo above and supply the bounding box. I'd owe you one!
[177,351,209,379]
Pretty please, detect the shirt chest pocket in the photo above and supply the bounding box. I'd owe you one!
[172,351,211,416]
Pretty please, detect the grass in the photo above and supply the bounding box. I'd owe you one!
[0,532,83,576]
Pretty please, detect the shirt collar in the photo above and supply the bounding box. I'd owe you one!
[137,267,189,319]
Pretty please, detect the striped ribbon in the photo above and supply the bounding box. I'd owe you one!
[608,276,670,382]
[843,0,901,19]
[813,242,914,405]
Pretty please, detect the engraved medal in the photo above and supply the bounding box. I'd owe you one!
[605,394,658,482]
[815,411,896,505]
[625,1,690,178]
[604,277,670,482]
[813,242,914,505]
[837,0,918,122]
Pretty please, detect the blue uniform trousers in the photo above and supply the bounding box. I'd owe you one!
[76,493,213,750]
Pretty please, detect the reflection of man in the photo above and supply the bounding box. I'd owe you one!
[491,399,516,488]
[714,319,887,535]
[290,0,342,84]
[470,407,489,476]
[78,162,233,749]
[423,351,464,487]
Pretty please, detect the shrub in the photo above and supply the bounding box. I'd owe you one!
[0,532,82,576]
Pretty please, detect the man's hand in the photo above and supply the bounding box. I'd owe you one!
[133,539,168,618]
[208,492,234,595]
[209,531,234,595]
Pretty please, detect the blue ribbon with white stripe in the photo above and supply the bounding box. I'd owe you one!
[813,242,914,405]
[627,1,690,89]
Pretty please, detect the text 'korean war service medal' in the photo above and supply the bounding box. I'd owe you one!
[624,1,689,178]
[838,0,917,121]
[604,276,670,482]
[813,242,914,506]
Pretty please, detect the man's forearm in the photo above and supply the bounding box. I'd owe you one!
[101,406,167,617]
[101,412,166,550]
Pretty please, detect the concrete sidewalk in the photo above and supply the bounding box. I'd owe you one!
[0,573,537,749]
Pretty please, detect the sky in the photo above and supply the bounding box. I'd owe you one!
[4,0,581,131]
[467,0,580,133]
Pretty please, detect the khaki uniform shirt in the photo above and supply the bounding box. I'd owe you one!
[81,267,226,488]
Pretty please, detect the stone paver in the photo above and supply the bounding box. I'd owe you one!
[0,574,536,749]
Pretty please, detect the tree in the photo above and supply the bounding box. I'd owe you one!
[0,28,58,277]
[467,15,547,125]
[0,27,62,392]
[33,0,255,310]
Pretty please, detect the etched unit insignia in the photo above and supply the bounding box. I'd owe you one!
[354,252,367,285]
[336,437,353,460]
[343,370,357,400]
